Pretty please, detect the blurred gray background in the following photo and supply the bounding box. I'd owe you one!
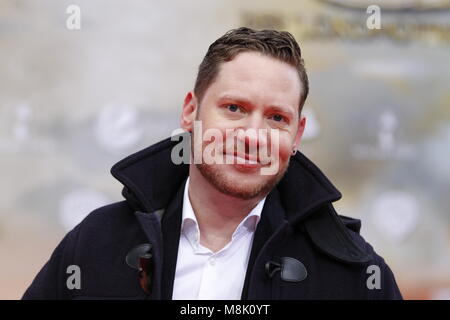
[1,0,450,299]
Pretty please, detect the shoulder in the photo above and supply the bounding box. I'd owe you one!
[68,200,143,248]
[79,200,134,225]
[303,205,403,298]
[23,200,146,299]
[339,213,403,299]
[303,205,372,264]
[41,200,142,270]
[338,214,389,266]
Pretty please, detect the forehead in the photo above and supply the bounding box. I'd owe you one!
[206,51,301,111]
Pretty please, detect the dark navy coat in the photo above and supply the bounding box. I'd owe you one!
[23,136,403,300]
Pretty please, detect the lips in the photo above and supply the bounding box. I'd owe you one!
[223,152,262,168]
[235,151,258,163]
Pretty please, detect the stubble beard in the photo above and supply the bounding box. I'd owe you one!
[192,138,290,200]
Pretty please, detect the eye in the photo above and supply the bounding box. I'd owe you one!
[227,104,240,112]
[271,114,287,122]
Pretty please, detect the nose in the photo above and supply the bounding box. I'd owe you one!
[235,113,269,154]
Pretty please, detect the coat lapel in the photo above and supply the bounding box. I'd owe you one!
[134,210,164,299]
[242,188,289,299]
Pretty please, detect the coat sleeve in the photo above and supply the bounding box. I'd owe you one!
[343,219,403,300]
[22,225,80,300]
[354,232,403,300]
[368,254,403,300]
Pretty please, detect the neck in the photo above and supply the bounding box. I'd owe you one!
[187,165,264,252]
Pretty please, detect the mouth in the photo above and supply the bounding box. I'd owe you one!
[223,152,265,170]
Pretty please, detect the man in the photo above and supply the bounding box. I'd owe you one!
[23,27,402,299]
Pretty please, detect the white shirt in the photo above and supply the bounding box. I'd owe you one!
[171,177,266,300]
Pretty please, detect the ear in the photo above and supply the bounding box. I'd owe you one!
[293,114,306,150]
[180,91,198,132]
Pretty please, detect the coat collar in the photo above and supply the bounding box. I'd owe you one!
[114,133,371,274]
[110,132,342,225]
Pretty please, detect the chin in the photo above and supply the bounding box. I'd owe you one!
[196,162,287,200]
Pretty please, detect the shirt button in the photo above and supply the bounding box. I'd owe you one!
[209,257,216,266]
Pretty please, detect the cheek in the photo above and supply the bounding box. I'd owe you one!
[198,108,230,132]
[270,134,293,162]
[279,144,292,162]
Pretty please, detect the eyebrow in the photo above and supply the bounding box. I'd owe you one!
[218,94,296,118]
[268,105,295,118]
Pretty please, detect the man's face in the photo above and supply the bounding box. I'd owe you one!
[182,51,306,200]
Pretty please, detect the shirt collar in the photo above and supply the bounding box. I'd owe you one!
[181,177,266,242]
